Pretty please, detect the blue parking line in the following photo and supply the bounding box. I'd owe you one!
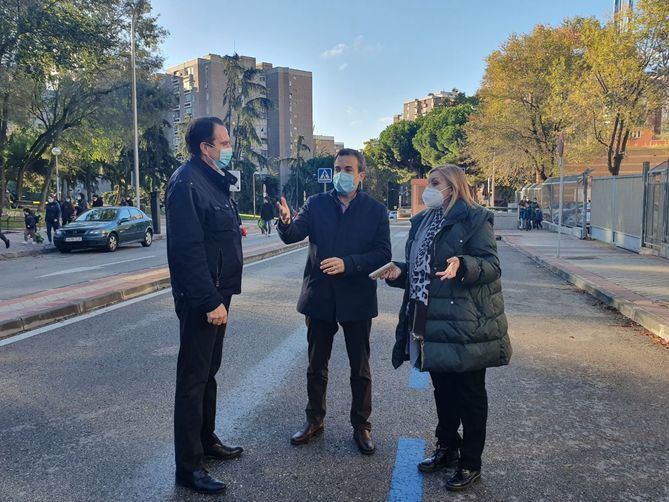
[388,438,426,502]
[409,367,430,390]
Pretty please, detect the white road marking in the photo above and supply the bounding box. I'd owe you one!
[1,247,308,347]
[37,255,156,278]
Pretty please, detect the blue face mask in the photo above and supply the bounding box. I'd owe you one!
[333,171,357,195]
[216,147,233,170]
[207,143,233,170]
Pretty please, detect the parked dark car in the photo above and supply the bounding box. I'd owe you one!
[54,206,153,253]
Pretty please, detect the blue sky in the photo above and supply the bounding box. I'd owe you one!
[151,0,613,149]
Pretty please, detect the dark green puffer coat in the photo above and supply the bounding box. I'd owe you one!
[387,199,512,373]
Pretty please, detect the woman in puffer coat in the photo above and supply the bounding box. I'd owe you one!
[382,164,512,492]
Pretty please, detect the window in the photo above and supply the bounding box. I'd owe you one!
[130,208,144,220]
[118,209,131,221]
[77,208,118,222]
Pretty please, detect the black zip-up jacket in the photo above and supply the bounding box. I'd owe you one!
[278,190,391,322]
[166,156,242,313]
[24,213,36,230]
[45,201,61,222]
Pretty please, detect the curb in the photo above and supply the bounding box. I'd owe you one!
[0,241,307,340]
[501,236,669,342]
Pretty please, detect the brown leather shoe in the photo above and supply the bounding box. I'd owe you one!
[290,422,324,445]
[353,428,376,455]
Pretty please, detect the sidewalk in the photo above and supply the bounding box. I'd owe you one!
[0,239,306,339]
[500,229,669,341]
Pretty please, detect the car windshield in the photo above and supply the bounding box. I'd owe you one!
[77,208,118,222]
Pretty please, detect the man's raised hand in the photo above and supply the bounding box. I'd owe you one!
[276,197,291,225]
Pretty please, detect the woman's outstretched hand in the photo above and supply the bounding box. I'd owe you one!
[436,257,460,281]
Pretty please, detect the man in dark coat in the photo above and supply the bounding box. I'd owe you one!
[61,198,74,225]
[76,193,88,216]
[166,116,243,495]
[259,197,274,236]
[92,194,103,207]
[277,148,391,455]
[45,195,61,243]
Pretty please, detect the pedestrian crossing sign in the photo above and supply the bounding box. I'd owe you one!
[318,168,333,183]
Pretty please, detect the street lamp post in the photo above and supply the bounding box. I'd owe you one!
[557,133,565,258]
[252,171,264,216]
[51,147,62,200]
[130,5,140,209]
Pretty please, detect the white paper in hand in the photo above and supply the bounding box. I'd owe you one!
[369,262,396,281]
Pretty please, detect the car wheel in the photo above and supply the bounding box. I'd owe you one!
[141,229,153,247]
[106,232,119,252]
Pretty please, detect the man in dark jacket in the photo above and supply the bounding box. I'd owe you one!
[61,198,75,225]
[92,194,103,207]
[166,116,243,495]
[45,195,61,243]
[76,193,88,216]
[277,148,391,455]
[259,197,274,236]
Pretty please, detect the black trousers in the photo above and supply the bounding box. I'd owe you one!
[0,230,8,246]
[46,220,60,242]
[174,296,231,474]
[305,317,372,431]
[430,369,488,471]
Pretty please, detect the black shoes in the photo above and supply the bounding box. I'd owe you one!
[417,446,459,473]
[291,422,325,445]
[446,468,481,492]
[204,442,244,460]
[353,428,376,455]
[175,469,227,494]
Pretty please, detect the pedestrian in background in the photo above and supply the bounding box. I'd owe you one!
[381,164,511,493]
[45,195,61,244]
[277,148,391,455]
[61,198,75,225]
[166,116,243,495]
[518,200,526,230]
[76,192,88,216]
[92,194,103,207]
[0,208,9,248]
[260,196,274,237]
[534,206,543,229]
[23,208,37,244]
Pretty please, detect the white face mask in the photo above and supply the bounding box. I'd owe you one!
[422,186,446,209]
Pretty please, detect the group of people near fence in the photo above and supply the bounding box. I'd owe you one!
[518,197,543,231]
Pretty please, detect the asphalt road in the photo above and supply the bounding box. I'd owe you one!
[0,229,667,501]
[0,231,284,301]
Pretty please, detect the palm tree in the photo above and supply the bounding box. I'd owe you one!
[222,54,271,165]
[282,135,311,208]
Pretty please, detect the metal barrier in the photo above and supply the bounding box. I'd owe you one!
[643,160,669,256]
[590,174,644,252]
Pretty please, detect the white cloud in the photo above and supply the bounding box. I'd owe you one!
[321,43,347,58]
[321,37,382,60]
[338,63,349,71]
